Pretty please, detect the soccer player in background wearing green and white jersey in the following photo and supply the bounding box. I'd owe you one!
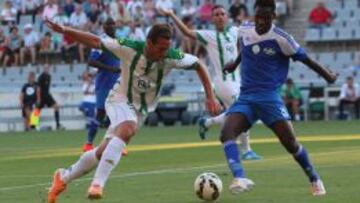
[45,20,221,203]
[161,5,261,160]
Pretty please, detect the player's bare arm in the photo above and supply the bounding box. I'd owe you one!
[195,62,222,116]
[88,60,121,74]
[300,57,337,84]
[46,19,101,49]
[160,9,197,40]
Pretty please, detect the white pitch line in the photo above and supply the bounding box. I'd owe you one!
[0,163,226,192]
[1,147,360,192]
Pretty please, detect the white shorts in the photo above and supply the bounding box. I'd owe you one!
[214,80,240,108]
[104,101,139,139]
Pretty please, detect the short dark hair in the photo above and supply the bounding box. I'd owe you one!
[212,4,225,13]
[254,0,276,13]
[147,24,172,43]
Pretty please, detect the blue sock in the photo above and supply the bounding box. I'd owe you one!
[223,140,245,178]
[293,146,320,182]
[87,126,98,144]
[87,118,99,144]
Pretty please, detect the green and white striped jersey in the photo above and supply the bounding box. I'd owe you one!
[196,26,240,83]
[101,37,198,114]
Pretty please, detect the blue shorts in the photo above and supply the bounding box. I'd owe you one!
[96,88,111,110]
[227,96,291,127]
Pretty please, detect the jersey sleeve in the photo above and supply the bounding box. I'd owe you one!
[277,32,308,61]
[100,38,132,60]
[195,30,212,46]
[169,52,199,70]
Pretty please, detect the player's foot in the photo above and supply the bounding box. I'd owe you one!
[56,124,65,130]
[242,150,262,161]
[87,184,103,200]
[229,178,255,194]
[121,148,128,156]
[82,143,94,152]
[48,169,67,203]
[311,179,326,196]
[198,117,209,140]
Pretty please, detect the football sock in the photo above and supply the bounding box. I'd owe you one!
[87,119,99,144]
[55,110,60,127]
[62,148,99,184]
[239,132,252,153]
[92,136,125,187]
[87,127,98,144]
[205,112,225,127]
[293,145,320,182]
[223,140,245,178]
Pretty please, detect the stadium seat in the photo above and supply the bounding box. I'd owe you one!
[337,27,354,40]
[318,52,335,67]
[344,0,359,9]
[321,27,337,41]
[336,52,353,68]
[335,8,353,20]
[305,28,321,42]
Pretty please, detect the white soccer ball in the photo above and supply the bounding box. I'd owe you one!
[194,172,223,201]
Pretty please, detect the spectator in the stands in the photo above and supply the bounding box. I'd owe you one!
[1,0,17,25]
[228,0,248,23]
[42,0,58,20]
[180,0,196,18]
[155,0,173,14]
[63,0,75,17]
[69,3,87,29]
[127,0,143,17]
[110,0,131,25]
[338,76,360,119]
[131,4,145,27]
[281,78,303,121]
[69,4,87,62]
[3,26,22,66]
[86,3,101,34]
[53,5,69,25]
[39,32,55,63]
[198,0,214,28]
[20,23,39,65]
[308,2,332,28]
[143,0,155,25]
[128,20,146,41]
[0,28,6,65]
[17,0,39,24]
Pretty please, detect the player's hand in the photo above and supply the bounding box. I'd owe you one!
[45,19,65,34]
[205,97,222,116]
[223,61,237,74]
[158,8,174,17]
[325,71,337,84]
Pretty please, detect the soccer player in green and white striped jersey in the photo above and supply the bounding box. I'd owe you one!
[45,21,221,203]
[161,5,261,160]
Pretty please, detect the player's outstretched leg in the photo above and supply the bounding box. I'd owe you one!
[88,121,136,199]
[220,113,254,194]
[271,121,326,196]
[198,112,226,139]
[239,132,262,161]
[48,148,99,203]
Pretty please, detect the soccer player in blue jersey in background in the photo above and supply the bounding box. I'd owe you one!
[221,0,337,196]
[82,17,122,152]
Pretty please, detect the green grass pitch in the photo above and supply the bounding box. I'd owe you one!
[0,121,360,203]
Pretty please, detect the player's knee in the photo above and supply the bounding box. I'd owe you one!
[280,135,298,154]
[115,122,137,143]
[220,127,235,143]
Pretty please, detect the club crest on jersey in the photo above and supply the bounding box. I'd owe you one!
[264,47,276,56]
[252,45,260,54]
